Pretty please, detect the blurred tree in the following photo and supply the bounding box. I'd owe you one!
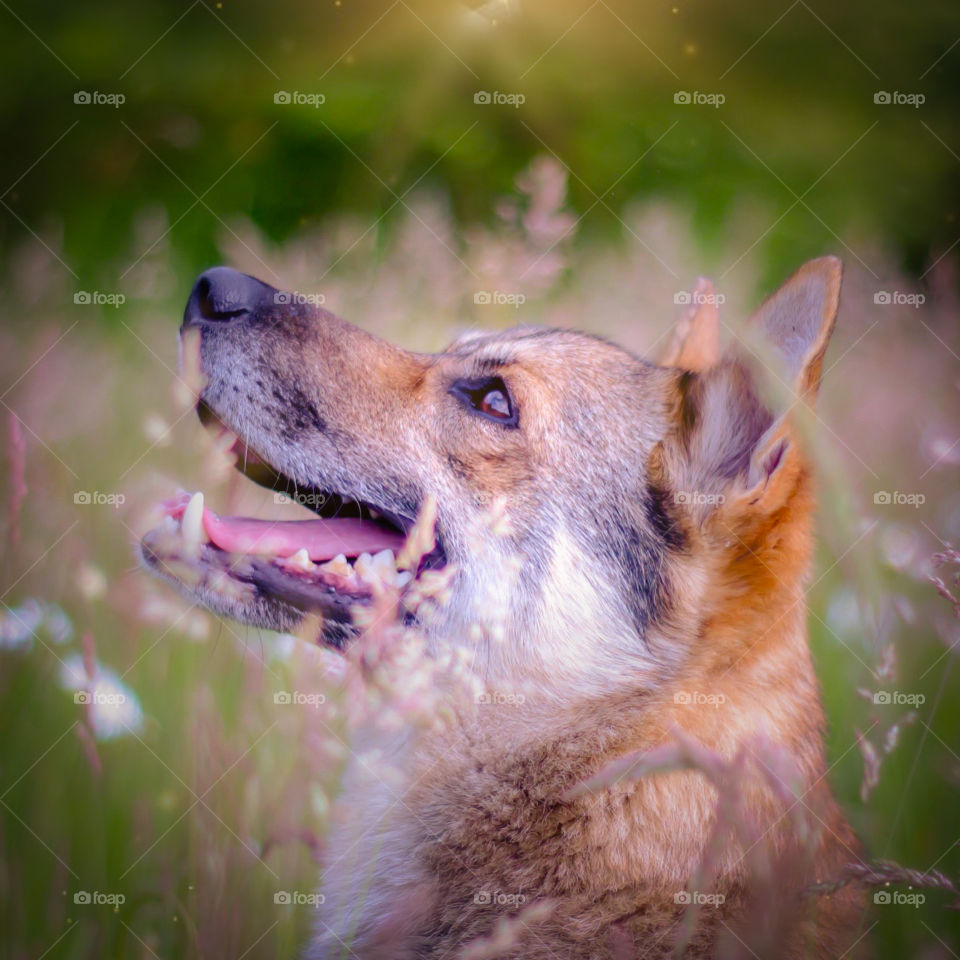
[0,0,956,294]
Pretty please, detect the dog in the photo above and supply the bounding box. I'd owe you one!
[141,257,866,958]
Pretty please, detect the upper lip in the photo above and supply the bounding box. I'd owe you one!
[196,399,415,537]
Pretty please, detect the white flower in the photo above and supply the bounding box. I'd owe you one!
[58,654,145,740]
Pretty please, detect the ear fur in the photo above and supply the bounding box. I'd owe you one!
[668,258,842,521]
[750,256,842,401]
[661,277,721,373]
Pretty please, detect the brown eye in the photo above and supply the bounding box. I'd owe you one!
[450,376,517,427]
[480,389,510,419]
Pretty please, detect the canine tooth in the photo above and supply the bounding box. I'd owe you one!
[372,549,396,572]
[181,491,206,546]
[396,571,413,588]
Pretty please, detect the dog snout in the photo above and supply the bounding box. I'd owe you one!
[183,267,278,328]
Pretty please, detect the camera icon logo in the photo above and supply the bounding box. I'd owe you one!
[74,691,91,704]
[873,491,892,505]
[74,891,92,904]
[673,691,692,705]
[874,891,891,904]
[873,691,892,704]
[674,91,691,104]
[274,91,292,104]
[474,91,491,104]
[474,291,492,305]
[874,91,891,104]
[473,891,491,904]
[873,291,891,304]
[74,491,92,504]
[274,691,292,705]
[274,891,292,904]
[274,291,291,304]
[74,91,92,104]
[674,891,692,904]
[673,291,691,305]
[74,291,92,305]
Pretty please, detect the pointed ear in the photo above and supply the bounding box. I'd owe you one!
[661,277,720,372]
[741,257,841,493]
[749,256,842,402]
[668,258,842,518]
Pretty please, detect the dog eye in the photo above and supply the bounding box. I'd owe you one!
[451,377,517,426]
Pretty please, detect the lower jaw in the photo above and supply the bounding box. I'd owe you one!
[140,528,374,642]
[140,420,442,640]
[139,489,438,646]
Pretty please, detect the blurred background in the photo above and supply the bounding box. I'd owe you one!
[1,0,959,956]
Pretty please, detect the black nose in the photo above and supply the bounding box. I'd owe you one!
[183,267,278,326]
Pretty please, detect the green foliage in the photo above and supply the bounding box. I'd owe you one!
[0,0,957,292]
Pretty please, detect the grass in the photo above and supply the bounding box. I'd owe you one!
[1,161,959,958]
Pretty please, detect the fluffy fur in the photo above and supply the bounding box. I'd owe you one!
[143,257,866,958]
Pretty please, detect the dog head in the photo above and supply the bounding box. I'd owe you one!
[141,259,841,693]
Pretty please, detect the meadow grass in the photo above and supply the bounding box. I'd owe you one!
[1,162,958,958]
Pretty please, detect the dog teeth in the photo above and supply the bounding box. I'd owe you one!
[181,491,206,546]
[396,571,413,588]
[355,550,406,588]
[355,551,390,587]
[319,554,352,577]
[286,548,314,572]
[353,552,375,580]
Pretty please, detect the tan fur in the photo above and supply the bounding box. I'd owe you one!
[145,258,867,958]
[660,277,721,372]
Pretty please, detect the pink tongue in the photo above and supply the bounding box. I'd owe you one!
[164,497,405,561]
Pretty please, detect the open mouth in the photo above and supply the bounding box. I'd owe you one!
[140,403,444,642]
